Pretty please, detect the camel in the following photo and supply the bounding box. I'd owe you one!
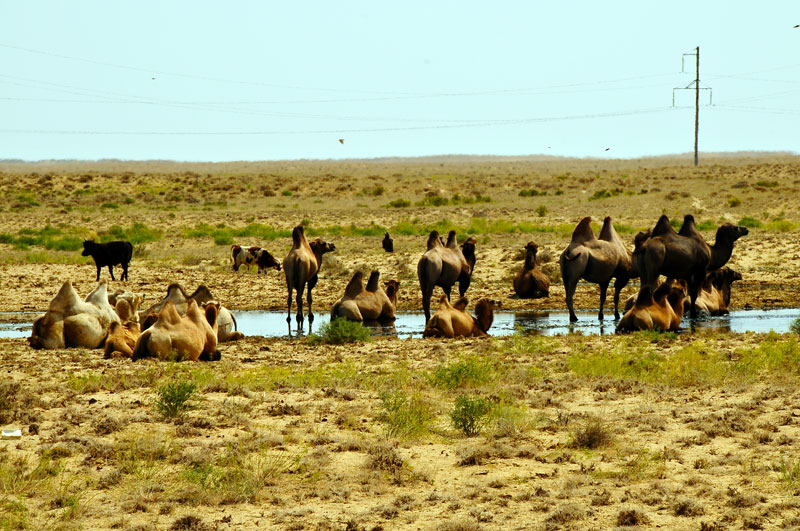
[108,290,145,324]
[688,266,742,316]
[131,300,219,361]
[513,241,550,299]
[617,279,687,332]
[417,230,477,323]
[632,214,748,318]
[283,225,336,332]
[29,280,120,349]
[141,284,243,342]
[330,270,400,322]
[382,232,394,253]
[422,296,501,338]
[559,217,633,322]
[104,320,140,359]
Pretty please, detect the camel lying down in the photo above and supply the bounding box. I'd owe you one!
[132,300,220,361]
[331,270,399,322]
[617,279,687,332]
[423,296,502,338]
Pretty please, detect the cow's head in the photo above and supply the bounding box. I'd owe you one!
[81,240,97,257]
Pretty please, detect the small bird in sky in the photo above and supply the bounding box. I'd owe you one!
[794,24,799,28]
[338,139,344,144]
[605,147,610,151]
[151,77,156,80]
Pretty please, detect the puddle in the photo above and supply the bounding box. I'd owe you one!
[6,308,799,340]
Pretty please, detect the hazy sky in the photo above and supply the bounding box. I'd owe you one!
[1,1,798,161]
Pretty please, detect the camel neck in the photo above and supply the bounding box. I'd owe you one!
[475,304,494,332]
[524,251,536,270]
[709,243,734,270]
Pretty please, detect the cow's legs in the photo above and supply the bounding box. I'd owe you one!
[122,262,129,281]
[95,265,101,281]
[108,265,116,281]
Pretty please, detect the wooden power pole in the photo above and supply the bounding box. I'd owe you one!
[673,47,710,166]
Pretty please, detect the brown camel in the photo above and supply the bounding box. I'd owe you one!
[559,216,633,322]
[632,214,748,318]
[331,270,400,322]
[283,225,336,333]
[131,300,219,361]
[687,266,742,316]
[422,296,502,338]
[104,319,140,359]
[513,241,550,299]
[417,230,477,323]
[617,279,687,332]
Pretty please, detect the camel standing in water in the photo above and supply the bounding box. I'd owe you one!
[632,215,748,318]
[422,296,501,338]
[560,217,633,322]
[283,225,336,333]
[331,270,400,322]
[417,230,476,323]
[617,279,687,332]
[513,241,550,299]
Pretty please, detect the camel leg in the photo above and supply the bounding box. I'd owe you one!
[688,275,702,320]
[307,275,319,326]
[564,276,579,322]
[458,276,471,298]
[612,276,629,320]
[286,286,294,332]
[598,281,609,321]
[295,284,305,331]
[421,284,434,324]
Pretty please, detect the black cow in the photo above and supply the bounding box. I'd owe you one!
[82,240,133,281]
[382,232,394,253]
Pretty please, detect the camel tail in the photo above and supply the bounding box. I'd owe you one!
[230,312,238,331]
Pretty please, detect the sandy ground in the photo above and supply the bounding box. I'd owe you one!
[2,156,800,530]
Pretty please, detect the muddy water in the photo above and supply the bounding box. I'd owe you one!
[7,309,795,340]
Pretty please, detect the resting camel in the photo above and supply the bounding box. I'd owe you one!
[283,225,336,332]
[632,214,748,318]
[422,296,501,338]
[330,270,400,322]
[513,241,550,299]
[29,280,120,349]
[688,266,742,316]
[131,300,219,361]
[417,230,477,323]
[559,217,633,322]
[104,309,140,359]
[617,279,687,332]
[141,284,243,342]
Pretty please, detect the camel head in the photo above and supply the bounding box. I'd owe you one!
[633,229,651,250]
[666,280,688,315]
[384,279,400,305]
[309,238,336,256]
[714,223,749,245]
[474,298,502,333]
[460,236,477,270]
[188,285,215,304]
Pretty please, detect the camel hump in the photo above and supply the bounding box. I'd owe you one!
[678,214,698,236]
[158,301,183,325]
[344,271,364,297]
[166,283,186,297]
[189,285,214,303]
[598,216,616,241]
[292,225,305,246]
[452,297,469,311]
[445,230,458,249]
[426,230,440,250]
[204,303,219,328]
[570,217,595,243]
[366,270,380,292]
[651,215,675,237]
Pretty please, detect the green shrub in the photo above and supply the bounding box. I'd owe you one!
[386,198,411,208]
[535,205,548,217]
[101,203,119,209]
[765,219,797,232]
[738,216,762,228]
[588,189,622,201]
[154,380,197,418]
[728,197,742,207]
[307,318,372,345]
[519,189,545,197]
[790,318,800,335]
[103,222,162,245]
[379,391,434,438]
[416,195,450,207]
[451,394,493,436]
[430,357,497,389]
[281,190,293,196]
[756,180,779,188]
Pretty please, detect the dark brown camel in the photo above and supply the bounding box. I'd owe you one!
[632,214,748,318]
[559,216,633,322]
[283,225,336,333]
[417,230,476,323]
[382,232,394,253]
[513,241,550,299]
[422,296,502,338]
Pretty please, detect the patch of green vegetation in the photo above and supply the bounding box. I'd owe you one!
[791,318,800,335]
[415,194,491,207]
[15,193,40,207]
[535,205,548,217]
[102,222,162,245]
[773,454,800,495]
[379,390,434,438]
[392,217,574,237]
[519,189,547,197]
[738,216,762,228]
[362,185,385,196]
[307,318,372,345]
[183,223,290,243]
[755,180,779,188]
[728,197,742,207]
[101,202,119,209]
[0,225,88,251]
[154,380,197,418]
[451,394,493,436]
[696,220,718,231]
[306,223,386,238]
[588,188,623,201]
[764,219,797,232]
[429,357,499,389]
[281,190,293,196]
[386,198,411,208]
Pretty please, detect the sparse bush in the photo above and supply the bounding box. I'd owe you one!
[378,391,434,438]
[101,202,119,209]
[535,205,547,217]
[773,454,800,495]
[571,415,612,449]
[755,180,778,188]
[617,507,650,526]
[386,198,411,208]
[519,188,545,197]
[588,188,622,201]
[429,357,497,389]
[451,394,493,437]
[765,219,797,232]
[728,196,742,207]
[154,380,197,419]
[738,216,762,228]
[307,318,372,345]
[791,318,800,335]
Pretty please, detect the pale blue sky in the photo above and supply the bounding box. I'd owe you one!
[1,1,798,161]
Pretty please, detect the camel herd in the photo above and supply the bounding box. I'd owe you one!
[26,213,749,358]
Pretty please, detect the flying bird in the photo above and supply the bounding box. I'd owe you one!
[605,147,610,151]
[338,138,344,144]
[794,24,799,28]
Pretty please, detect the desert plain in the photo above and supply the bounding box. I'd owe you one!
[2,154,800,530]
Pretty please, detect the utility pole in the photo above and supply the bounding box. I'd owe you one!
[673,47,711,166]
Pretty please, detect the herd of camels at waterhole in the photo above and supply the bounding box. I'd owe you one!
[27,213,752,360]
